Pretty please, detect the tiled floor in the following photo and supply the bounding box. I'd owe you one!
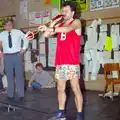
[0,88,120,120]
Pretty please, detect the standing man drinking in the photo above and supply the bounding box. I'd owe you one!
[0,19,29,101]
[38,1,83,120]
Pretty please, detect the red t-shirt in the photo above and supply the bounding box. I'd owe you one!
[55,20,81,66]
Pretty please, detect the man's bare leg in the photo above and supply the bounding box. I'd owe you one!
[57,80,66,110]
[48,80,67,120]
[70,78,83,120]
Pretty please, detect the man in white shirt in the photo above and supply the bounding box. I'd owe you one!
[0,19,29,100]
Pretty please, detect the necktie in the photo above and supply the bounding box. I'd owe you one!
[8,32,12,48]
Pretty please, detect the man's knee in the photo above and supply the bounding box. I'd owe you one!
[57,85,65,93]
[57,83,66,93]
[72,86,80,94]
[57,80,66,93]
[70,80,80,94]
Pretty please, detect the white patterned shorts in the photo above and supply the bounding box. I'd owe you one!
[55,64,80,80]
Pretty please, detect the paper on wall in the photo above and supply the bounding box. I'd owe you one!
[112,0,119,7]
[48,37,57,67]
[115,25,119,35]
[111,25,119,50]
[43,10,50,24]
[111,25,115,34]
[39,43,46,67]
[20,0,28,20]
[90,0,119,11]
[111,34,119,50]
[90,0,103,11]
[39,33,45,43]
[51,8,59,18]
[111,25,119,35]
[29,11,42,26]
[39,43,46,54]
[24,51,31,61]
[32,39,37,49]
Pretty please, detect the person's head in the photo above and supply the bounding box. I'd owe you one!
[35,63,43,72]
[61,1,80,21]
[3,19,13,31]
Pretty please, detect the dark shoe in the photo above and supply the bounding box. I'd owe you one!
[19,97,24,102]
[14,97,24,103]
[17,97,24,102]
[48,112,66,120]
[76,116,83,120]
[7,97,14,101]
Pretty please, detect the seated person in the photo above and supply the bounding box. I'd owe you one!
[28,63,55,90]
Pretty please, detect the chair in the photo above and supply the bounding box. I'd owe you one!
[103,63,120,100]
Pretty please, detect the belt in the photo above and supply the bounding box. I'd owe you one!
[4,51,20,55]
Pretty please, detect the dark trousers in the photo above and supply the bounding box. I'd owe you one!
[4,53,24,98]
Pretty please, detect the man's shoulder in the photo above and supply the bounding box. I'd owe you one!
[12,29,24,36]
[0,31,7,38]
[73,19,81,24]
[0,31,7,34]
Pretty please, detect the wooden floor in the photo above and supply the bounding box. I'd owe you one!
[0,88,120,120]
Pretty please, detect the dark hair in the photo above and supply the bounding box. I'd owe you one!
[62,1,81,19]
[3,19,13,26]
[35,63,43,69]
